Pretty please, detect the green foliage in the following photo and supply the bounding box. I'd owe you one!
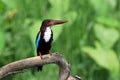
[96,17,120,28]
[94,24,119,49]
[0,29,5,53]
[82,42,119,75]
[0,0,120,80]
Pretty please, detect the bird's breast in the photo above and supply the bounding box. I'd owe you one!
[43,27,52,42]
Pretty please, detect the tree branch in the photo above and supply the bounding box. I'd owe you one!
[0,53,82,80]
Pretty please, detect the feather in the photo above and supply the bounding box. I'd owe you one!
[36,33,40,49]
[43,27,51,42]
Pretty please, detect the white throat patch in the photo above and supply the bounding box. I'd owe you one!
[44,27,51,42]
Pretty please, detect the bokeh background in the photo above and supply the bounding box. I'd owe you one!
[0,0,120,80]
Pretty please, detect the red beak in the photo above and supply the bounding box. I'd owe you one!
[50,20,68,25]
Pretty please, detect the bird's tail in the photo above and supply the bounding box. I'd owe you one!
[37,66,43,71]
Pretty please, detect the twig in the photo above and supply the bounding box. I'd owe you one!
[0,53,82,80]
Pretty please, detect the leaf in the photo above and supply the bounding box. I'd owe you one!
[90,0,109,15]
[29,19,42,45]
[0,0,6,13]
[94,24,119,49]
[106,0,117,10]
[82,42,119,74]
[0,29,5,54]
[52,25,63,41]
[64,11,77,26]
[49,0,69,12]
[96,17,120,28]
[2,0,18,8]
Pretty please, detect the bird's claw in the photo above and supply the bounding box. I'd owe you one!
[39,52,43,59]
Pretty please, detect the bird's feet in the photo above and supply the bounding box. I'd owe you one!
[39,52,43,59]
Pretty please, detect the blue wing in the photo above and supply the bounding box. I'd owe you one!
[36,33,40,49]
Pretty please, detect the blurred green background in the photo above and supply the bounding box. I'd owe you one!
[0,0,120,80]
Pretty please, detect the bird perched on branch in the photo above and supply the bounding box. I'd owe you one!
[35,19,67,71]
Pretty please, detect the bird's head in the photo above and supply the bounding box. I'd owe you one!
[41,19,68,28]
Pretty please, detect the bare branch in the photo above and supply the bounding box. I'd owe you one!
[0,53,82,80]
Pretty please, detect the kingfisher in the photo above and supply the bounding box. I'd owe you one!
[36,19,67,71]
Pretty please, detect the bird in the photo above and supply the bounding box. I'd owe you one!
[35,19,67,71]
